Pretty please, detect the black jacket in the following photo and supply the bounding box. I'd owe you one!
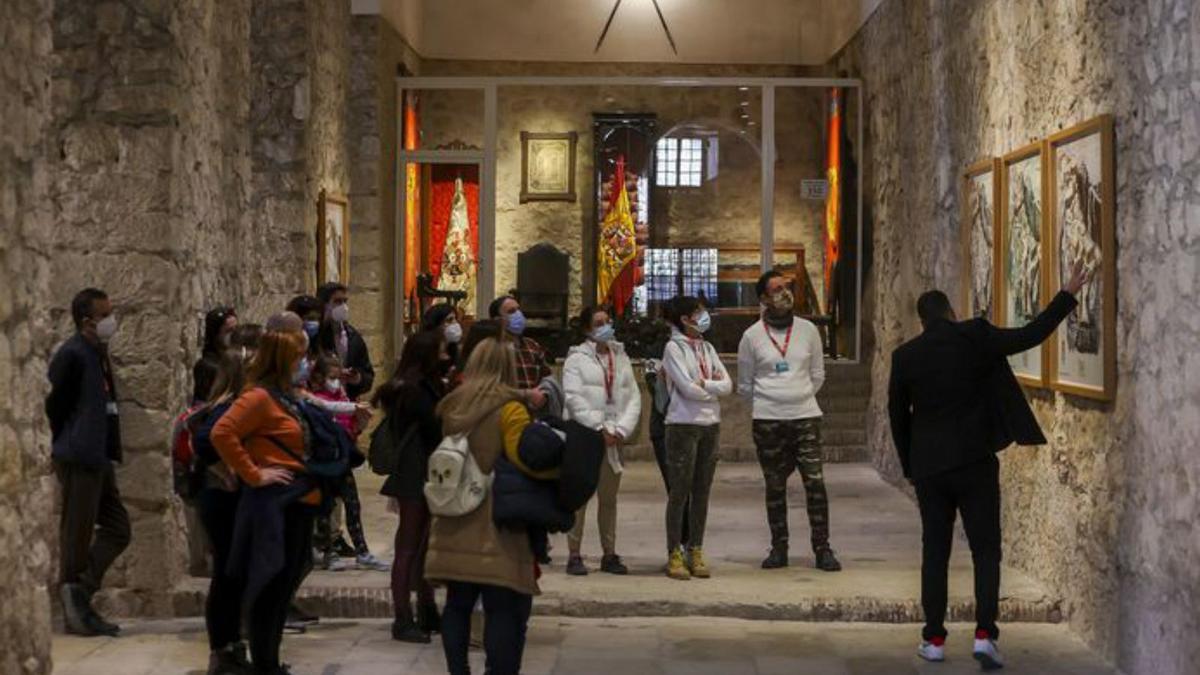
[192,350,220,404]
[342,323,374,400]
[380,378,443,499]
[887,291,1078,481]
[46,334,122,467]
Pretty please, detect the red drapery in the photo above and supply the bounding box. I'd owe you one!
[428,165,480,283]
[824,88,842,315]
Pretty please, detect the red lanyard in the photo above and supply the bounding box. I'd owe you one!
[689,339,710,379]
[763,321,793,359]
[597,349,615,403]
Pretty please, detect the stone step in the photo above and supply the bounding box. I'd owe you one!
[624,443,869,463]
[815,396,870,413]
[167,582,1061,626]
[819,411,866,430]
[817,381,872,396]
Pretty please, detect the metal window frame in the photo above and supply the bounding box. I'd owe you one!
[395,75,863,363]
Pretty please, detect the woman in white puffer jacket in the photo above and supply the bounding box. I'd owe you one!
[562,306,642,576]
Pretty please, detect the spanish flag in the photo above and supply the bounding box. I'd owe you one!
[597,156,638,315]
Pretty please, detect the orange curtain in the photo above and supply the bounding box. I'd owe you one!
[403,92,420,307]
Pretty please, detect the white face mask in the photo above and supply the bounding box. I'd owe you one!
[325,378,342,394]
[444,321,463,344]
[330,303,350,324]
[95,316,118,343]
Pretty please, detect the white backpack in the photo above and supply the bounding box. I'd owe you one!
[424,433,493,517]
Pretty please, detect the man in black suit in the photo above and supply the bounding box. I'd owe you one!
[317,282,375,400]
[47,288,131,637]
[888,266,1087,670]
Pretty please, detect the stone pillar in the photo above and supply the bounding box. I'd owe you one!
[348,14,422,372]
[1,1,55,671]
[39,0,350,616]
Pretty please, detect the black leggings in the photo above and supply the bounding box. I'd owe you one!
[441,582,532,675]
[249,504,314,673]
[316,472,368,555]
[196,487,244,652]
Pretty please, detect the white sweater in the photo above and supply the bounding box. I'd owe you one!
[662,329,732,426]
[736,317,825,420]
[562,340,642,440]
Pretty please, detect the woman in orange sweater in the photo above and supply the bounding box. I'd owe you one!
[211,315,316,675]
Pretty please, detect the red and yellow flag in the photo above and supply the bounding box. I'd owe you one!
[824,87,842,315]
[597,156,638,315]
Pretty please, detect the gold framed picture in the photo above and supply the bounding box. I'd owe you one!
[998,141,1050,389]
[1046,114,1116,401]
[318,189,350,285]
[520,131,577,203]
[960,157,1000,321]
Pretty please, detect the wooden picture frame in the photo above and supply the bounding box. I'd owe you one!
[1046,115,1116,401]
[960,158,1000,321]
[998,141,1050,388]
[317,189,350,285]
[520,131,577,203]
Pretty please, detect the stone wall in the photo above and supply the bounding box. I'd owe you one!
[833,1,1200,672]
[348,15,423,372]
[38,0,352,616]
[0,0,55,671]
[416,62,831,319]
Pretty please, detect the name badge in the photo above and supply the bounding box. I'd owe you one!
[774,361,790,374]
[106,401,120,416]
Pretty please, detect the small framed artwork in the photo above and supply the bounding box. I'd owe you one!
[1046,115,1116,401]
[318,189,350,285]
[960,158,1000,321]
[520,131,577,203]
[998,141,1050,388]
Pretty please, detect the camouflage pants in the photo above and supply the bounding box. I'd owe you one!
[752,418,830,552]
[665,423,720,552]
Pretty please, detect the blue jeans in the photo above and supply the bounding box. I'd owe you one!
[441,581,533,675]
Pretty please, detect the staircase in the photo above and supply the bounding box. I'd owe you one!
[624,360,872,463]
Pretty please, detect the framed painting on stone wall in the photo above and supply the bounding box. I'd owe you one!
[1046,115,1116,401]
[318,189,350,285]
[520,131,577,203]
[998,141,1050,388]
[960,158,1000,321]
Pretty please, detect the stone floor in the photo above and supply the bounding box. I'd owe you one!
[172,463,1058,623]
[52,617,1117,674]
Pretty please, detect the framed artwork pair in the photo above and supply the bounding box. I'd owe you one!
[959,114,1116,401]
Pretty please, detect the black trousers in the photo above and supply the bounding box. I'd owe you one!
[441,581,532,675]
[914,456,1001,641]
[249,504,314,673]
[196,487,244,651]
[55,460,131,595]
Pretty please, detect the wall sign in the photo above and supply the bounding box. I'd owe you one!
[801,179,829,200]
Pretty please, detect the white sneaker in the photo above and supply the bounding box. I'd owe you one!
[917,640,945,662]
[356,553,391,571]
[973,638,1004,670]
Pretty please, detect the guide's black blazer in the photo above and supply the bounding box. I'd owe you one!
[887,291,1078,481]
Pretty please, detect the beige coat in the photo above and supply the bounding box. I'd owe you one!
[424,392,539,596]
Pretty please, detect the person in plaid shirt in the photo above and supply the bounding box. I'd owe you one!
[489,295,551,410]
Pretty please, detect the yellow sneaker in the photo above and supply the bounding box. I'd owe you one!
[666,549,691,580]
[688,547,711,578]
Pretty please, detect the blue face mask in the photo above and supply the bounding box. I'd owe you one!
[303,321,319,340]
[292,358,311,386]
[591,323,615,343]
[506,309,527,336]
[694,311,712,334]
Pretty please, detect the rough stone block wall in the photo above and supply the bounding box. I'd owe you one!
[348,15,422,372]
[1,1,55,671]
[833,0,1200,672]
[28,0,351,618]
